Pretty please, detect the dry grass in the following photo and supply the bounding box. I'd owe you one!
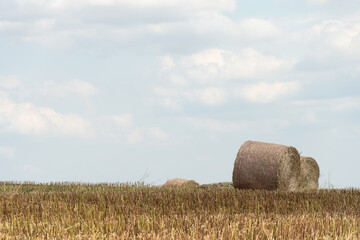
[233,141,301,191]
[0,182,359,239]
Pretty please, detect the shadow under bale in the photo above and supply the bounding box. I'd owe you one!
[232,141,301,191]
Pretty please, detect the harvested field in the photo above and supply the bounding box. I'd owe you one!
[0,182,359,239]
[233,141,301,191]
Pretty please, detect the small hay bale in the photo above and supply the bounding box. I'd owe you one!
[232,141,301,191]
[299,156,320,191]
[200,182,234,189]
[163,178,199,188]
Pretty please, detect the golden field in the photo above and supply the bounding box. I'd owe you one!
[0,182,359,239]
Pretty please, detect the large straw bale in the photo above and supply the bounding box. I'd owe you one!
[232,141,301,191]
[163,178,199,188]
[299,156,320,191]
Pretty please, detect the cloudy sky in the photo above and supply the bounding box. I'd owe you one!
[1,0,359,188]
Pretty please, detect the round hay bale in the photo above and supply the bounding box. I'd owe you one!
[299,156,320,191]
[232,141,301,191]
[163,178,199,188]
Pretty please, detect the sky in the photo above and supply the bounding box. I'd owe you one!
[0,0,359,188]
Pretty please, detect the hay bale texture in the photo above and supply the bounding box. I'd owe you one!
[232,141,301,191]
[163,178,199,188]
[299,156,320,191]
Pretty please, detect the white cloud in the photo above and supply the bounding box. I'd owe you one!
[185,116,292,134]
[237,18,282,39]
[312,21,355,50]
[0,21,25,34]
[159,55,176,71]
[0,146,14,158]
[169,74,187,86]
[0,86,168,141]
[3,0,284,50]
[153,48,296,108]
[0,75,21,89]
[109,114,134,129]
[153,86,227,106]
[177,48,295,81]
[126,129,144,143]
[157,97,182,109]
[333,97,360,111]
[167,15,282,44]
[236,81,299,103]
[37,79,97,97]
[305,20,360,60]
[98,114,134,137]
[180,48,225,68]
[185,117,245,132]
[153,87,179,97]
[0,18,76,48]
[147,127,168,140]
[23,30,76,48]
[0,95,93,137]
[14,0,236,12]
[121,0,235,10]
[193,88,227,105]
[99,114,168,143]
